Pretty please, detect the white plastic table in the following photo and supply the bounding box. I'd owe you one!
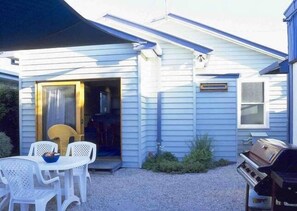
[18,156,89,211]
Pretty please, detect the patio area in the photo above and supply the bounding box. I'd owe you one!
[49,163,246,211]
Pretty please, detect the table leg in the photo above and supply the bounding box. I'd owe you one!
[80,165,87,203]
[61,169,81,211]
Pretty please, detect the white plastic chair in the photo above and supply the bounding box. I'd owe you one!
[0,158,61,211]
[28,141,58,156]
[28,141,58,178]
[65,141,96,200]
[0,170,9,210]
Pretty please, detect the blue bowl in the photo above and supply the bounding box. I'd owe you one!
[42,153,60,163]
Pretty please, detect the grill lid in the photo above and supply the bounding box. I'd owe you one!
[250,138,288,165]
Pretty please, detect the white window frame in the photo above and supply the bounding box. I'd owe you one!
[237,79,269,129]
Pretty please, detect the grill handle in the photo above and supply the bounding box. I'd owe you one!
[240,153,260,169]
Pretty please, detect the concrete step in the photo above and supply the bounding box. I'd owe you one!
[89,158,122,173]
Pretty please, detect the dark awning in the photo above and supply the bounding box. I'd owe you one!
[0,0,131,51]
[259,59,289,75]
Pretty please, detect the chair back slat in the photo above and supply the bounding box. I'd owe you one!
[66,141,96,163]
[28,141,58,156]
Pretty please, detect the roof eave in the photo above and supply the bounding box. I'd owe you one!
[260,59,289,75]
[90,20,161,56]
[103,14,213,54]
[284,0,297,20]
[0,71,19,81]
[168,13,287,59]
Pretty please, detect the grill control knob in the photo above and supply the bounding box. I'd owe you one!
[256,177,261,182]
[251,172,256,177]
[246,168,250,173]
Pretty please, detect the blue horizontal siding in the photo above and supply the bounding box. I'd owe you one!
[196,79,237,162]
[237,77,288,152]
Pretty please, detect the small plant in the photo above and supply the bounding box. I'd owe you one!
[142,134,230,174]
[142,151,179,172]
[182,162,208,173]
[183,134,213,168]
[155,151,178,162]
[142,153,158,171]
[214,159,230,167]
[158,160,183,173]
[0,132,13,158]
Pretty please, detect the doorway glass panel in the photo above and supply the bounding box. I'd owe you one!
[36,81,83,141]
[42,86,76,139]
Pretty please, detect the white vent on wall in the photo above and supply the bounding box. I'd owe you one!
[200,83,228,92]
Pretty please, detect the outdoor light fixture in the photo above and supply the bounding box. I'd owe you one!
[194,53,210,69]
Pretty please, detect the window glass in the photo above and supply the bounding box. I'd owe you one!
[241,104,264,124]
[242,82,264,103]
[42,85,76,139]
[240,82,266,127]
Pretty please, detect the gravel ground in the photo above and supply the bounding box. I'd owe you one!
[62,163,247,211]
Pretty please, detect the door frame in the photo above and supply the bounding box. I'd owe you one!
[35,81,84,141]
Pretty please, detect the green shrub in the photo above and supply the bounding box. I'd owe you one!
[142,151,179,172]
[0,84,19,155]
[182,162,208,173]
[142,134,231,174]
[0,132,13,158]
[142,155,157,171]
[183,134,213,168]
[214,159,230,167]
[155,151,178,162]
[157,160,183,173]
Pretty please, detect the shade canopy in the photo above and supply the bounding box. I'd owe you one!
[0,0,130,51]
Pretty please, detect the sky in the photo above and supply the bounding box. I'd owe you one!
[66,0,292,53]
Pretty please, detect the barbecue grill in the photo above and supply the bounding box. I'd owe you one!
[237,138,297,210]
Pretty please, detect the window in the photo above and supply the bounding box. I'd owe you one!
[238,81,269,128]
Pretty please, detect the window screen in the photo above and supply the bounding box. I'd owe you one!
[242,82,264,103]
[240,82,265,125]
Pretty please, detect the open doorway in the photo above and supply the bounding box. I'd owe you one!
[84,79,121,161]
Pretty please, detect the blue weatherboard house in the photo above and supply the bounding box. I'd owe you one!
[0,1,289,168]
